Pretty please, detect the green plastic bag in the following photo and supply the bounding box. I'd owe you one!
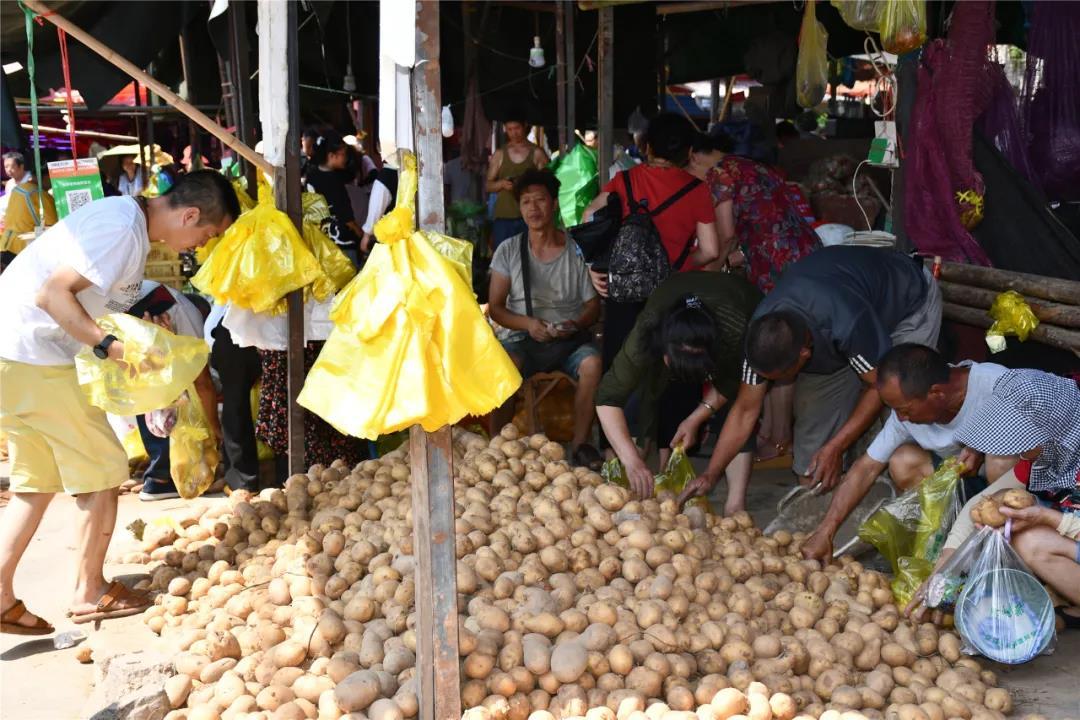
[550,143,599,229]
[830,0,881,31]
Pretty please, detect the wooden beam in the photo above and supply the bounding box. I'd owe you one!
[228,1,259,195]
[709,78,721,126]
[20,124,136,142]
[412,5,461,720]
[556,1,568,153]
[654,1,774,16]
[933,260,1080,305]
[939,281,1080,329]
[942,302,1080,353]
[598,6,614,181]
[718,75,736,121]
[23,0,274,176]
[565,1,576,149]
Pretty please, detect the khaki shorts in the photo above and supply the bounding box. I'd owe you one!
[0,359,128,494]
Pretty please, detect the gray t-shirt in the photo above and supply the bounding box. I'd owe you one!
[490,233,596,339]
[867,361,1008,463]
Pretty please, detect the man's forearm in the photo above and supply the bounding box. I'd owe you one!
[596,406,641,467]
[37,288,106,348]
[704,403,757,479]
[488,305,533,333]
[828,387,884,453]
[817,456,884,537]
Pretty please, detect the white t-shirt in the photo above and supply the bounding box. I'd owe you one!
[0,196,149,365]
[138,281,204,339]
[867,361,1008,463]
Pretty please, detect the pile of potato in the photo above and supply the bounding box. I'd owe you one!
[132,427,1017,720]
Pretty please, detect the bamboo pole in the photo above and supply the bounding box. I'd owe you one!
[942,302,1080,353]
[20,123,137,142]
[23,0,274,176]
[933,259,1080,305]
[939,281,1080,329]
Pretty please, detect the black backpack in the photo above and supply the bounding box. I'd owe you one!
[607,171,702,303]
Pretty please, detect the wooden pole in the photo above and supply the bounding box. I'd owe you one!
[411,5,461,720]
[719,75,736,122]
[178,28,202,170]
[565,1,576,149]
[133,83,147,187]
[934,260,1080,305]
[556,1,568,153]
[598,6,614,181]
[21,124,137,142]
[942,302,1080,353]
[939,281,1080,329]
[23,0,274,176]
[709,78,720,126]
[229,1,259,194]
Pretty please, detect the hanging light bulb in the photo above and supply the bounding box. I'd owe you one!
[343,63,357,93]
[528,36,546,68]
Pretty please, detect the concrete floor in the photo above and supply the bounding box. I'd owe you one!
[1,463,1077,720]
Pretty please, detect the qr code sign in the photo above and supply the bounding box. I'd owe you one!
[66,189,93,213]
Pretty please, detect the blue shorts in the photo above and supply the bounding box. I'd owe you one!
[499,334,598,380]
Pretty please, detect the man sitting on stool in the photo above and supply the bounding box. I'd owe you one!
[487,168,603,469]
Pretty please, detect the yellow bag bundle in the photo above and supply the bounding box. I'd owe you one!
[169,386,220,499]
[301,190,357,296]
[75,314,209,416]
[191,184,325,315]
[298,152,521,439]
[986,290,1039,352]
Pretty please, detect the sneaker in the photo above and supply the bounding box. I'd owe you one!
[138,478,180,501]
[572,443,604,471]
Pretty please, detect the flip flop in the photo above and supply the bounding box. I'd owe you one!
[1,599,54,636]
[67,581,151,624]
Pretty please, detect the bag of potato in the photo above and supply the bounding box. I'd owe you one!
[602,447,712,511]
[169,387,220,499]
[75,314,209,416]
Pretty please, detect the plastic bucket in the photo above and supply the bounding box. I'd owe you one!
[955,567,1055,664]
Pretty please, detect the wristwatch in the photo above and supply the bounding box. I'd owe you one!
[93,334,118,360]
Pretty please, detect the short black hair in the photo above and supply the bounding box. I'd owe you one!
[312,130,347,166]
[644,113,698,165]
[163,170,241,226]
[184,292,212,321]
[3,151,25,168]
[302,127,319,140]
[513,168,560,202]
[877,343,949,398]
[746,311,810,375]
[775,121,799,141]
[641,295,720,384]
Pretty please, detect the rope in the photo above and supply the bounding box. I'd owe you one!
[57,27,79,168]
[17,0,45,222]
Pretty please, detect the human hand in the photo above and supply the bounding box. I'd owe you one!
[361,233,374,253]
[143,311,173,333]
[527,318,554,343]
[726,249,746,268]
[999,504,1053,534]
[807,443,843,490]
[676,471,718,508]
[801,528,834,562]
[589,268,609,298]
[626,457,655,500]
[958,447,984,477]
[107,339,127,364]
[501,179,514,192]
[671,418,703,451]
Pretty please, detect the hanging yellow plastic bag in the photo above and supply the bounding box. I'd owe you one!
[303,192,332,225]
[169,386,220,499]
[830,0,880,31]
[75,314,209,416]
[298,151,521,439]
[880,0,926,55]
[233,179,256,213]
[304,222,356,295]
[985,290,1039,352]
[192,190,326,315]
[796,0,829,108]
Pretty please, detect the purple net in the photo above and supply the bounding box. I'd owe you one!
[904,0,997,264]
[976,64,1036,187]
[1019,1,1080,202]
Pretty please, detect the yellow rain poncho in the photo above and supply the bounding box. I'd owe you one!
[298,152,521,439]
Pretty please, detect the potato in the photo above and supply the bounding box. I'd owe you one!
[333,670,381,713]
[709,688,748,720]
[551,642,589,683]
[881,642,915,668]
[937,632,961,663]
[971,498,1006,528]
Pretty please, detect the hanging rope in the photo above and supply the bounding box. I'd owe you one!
[56,26,79,168]
[17,0,46,221]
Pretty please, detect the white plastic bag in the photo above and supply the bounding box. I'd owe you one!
[223,298,336,351]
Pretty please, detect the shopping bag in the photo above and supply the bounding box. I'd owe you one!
[75,314,209,416]
[169,387,220,500]
[304,222,357,296]
[859,488,920,571]
[223,298,336,351]
[926,525,1056,664]
[830,0,881,31]
[796,0,829,108]
[601,448,711,511]
[550,143,600,229]
[880,0,927,55]
[298,151,521,439]
[192,186,326,315]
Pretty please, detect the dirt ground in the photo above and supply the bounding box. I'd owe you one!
[1,461,1078,720]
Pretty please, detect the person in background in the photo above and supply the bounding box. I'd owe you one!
[1,153,57,255]
[486,115,549,248]
[117,155,145,197]
[361,165,399,254]
[305,130,363,265]
[677,247,942,513]
[907,368,1080,628]
[180,145,208,173]
[0,171,239,633]
[801,344,1015,561]
[596,272,762,508]
[128,283,220,501]
[3,151,32,195]
[487,169,603,469]
[445,145,482,207]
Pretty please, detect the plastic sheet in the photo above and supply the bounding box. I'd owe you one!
[550,143,600,229]
[880,0,926,54]
[986,290,1039,352]
[191,188,325,315]
[830,0,880,31]
[75,314,209,416]
[169,387,220,500]
[298,151,521,439]
[796,0,829,109]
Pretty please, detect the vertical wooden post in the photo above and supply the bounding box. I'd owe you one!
[709,78,720,126]
[411,5,461,720]
[229,1,258,194]
[598,6,614,181]
[565,2,576,149]
[178,28,202,170]
[133,82,148,187]
[555,1,568,153]
[276,0,305,476]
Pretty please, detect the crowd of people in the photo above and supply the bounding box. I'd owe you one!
[0,109,1076,636]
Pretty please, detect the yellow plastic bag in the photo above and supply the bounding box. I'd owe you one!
[880,0,926,55]
[796,0,829,108]
[75,314,209,416]
[192,190,326,315]
[304,222,356,295]
[601,447,711,511]
[298,151,521,439]
[233,179,256,213]
[986,290,1039,352]
[169,386,220,499]
[830,0,880,31]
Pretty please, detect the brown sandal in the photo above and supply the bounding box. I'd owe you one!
[1,599,54,635]
[67,581,151,624]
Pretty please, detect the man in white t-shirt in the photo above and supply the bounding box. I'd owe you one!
[0,171,239,634]
[802,344,1016,561]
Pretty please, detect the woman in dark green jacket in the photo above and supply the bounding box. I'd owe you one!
[595,271,761,510]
